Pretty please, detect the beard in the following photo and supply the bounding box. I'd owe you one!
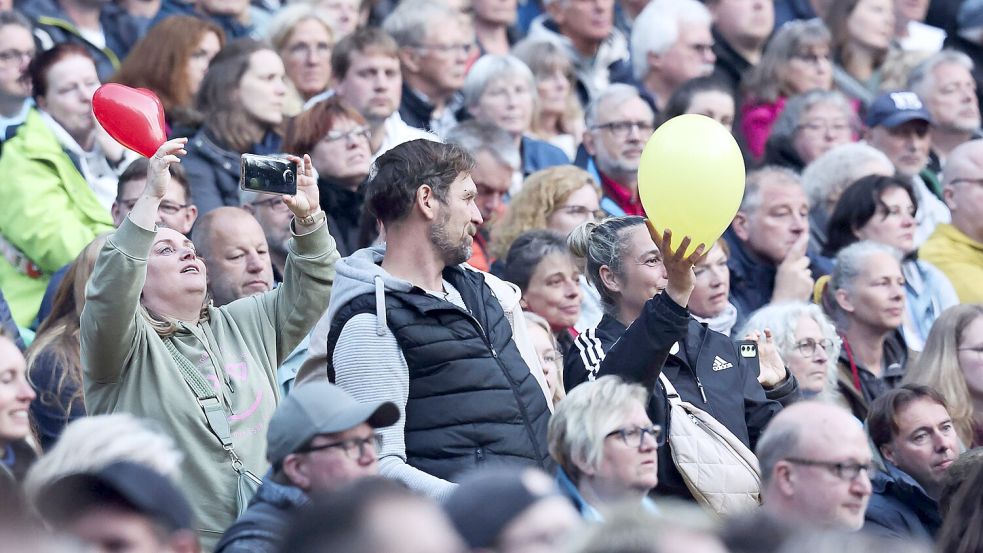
[429,210,473,267]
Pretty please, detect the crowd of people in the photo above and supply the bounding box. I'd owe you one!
[2,0,983,551]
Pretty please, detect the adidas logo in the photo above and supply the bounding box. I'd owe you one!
[712,356,733,371]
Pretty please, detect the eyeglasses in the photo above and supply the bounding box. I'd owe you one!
[296,433,384,460]
[606,424,664,449]
[553,205,605,219]
[120,198,189,215]
[791,52,832,65]
[413,42,476,56]
[0,48,34,65]
[592,120,655,139]
[323,125,371,143]
[251,197,291,211]
[784,457,873,481]
[795,120,852,135]
[793,338,835,357]
[286,42,332,60]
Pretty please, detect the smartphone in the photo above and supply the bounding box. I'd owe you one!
[240,154,298,196]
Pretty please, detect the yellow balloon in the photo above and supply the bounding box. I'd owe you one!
[637,114,746,257]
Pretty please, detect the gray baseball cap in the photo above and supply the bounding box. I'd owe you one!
[266,381,400,465]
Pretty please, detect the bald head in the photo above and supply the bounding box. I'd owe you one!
[191,207,274,307]
[941,139,983,242]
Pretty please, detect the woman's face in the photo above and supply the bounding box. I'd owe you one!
[310,116,372,183]
[41,54,99,143]
[792,101,854,164]
[592,399,659,495]
[535,66,572,117]
[854,186,917,254]
[281,18,333,100]
[237,49,288,126]
[521,252,582,331]
[782,42,834,96]
[0,337,34,446]
[846,0,895,52]
[526,322,561,400]
[959,316,983,400]
[186,31,222,101]
[686,90,735,131]
[836,251,905,332]
[546,185,600,237]
[470,73,534,137]
[142,228,207,314]
[786,315,832,394]
[688,244,730,319]
[609,225,668,321]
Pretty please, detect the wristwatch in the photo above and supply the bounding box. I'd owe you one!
[297,210,326,226]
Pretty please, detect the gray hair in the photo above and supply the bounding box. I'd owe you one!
[755,416,803,488]
[769,89,856,143]
[828,241,903,328]
[548,375,649,484]
[568,216,647,317]
[801,142,894,210]
[739,166,804,214]
[383,0,462,47]
[743,19,832,103]
[630,0,712,81]
[0,10,32,30]
[265,4,335,52]
[462,54,536,109]
[445,120,521,170]
[584,83,648,129]
[907,49,975,99]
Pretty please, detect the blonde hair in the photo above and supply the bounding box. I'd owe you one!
[904,304,983,446]
[511,39,585,140]
[490,166,600,259]
[523,310,566,405]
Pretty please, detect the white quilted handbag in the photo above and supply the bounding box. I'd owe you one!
[659,373,762,518]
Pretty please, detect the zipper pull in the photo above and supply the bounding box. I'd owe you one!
[697,378,708,403]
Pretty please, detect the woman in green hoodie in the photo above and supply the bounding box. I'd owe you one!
[79,138,338,548]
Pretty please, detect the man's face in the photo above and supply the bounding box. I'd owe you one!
[202,213,273,307]
[895,0,929,24]
[429,173,482,266]
[583,96,655,179]
[112,178,197,235]
[407,22,473,98]
[471,150,512,223]
[881,398,958,494]
[925,62,981,134]
[866,120,932,179]
[0,24,35,100]
[550,0,615,48]
[709,0,774,48]
[734,178,809,265]
[944,155,983,242]
[288,423,380,493]
[335,50,402,125]
[655,20,716,90]
[245,197,293,260]
[66,506,174,553]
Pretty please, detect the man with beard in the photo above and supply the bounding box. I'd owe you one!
[298,139,552,501]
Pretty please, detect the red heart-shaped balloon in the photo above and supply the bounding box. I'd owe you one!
[92,83,167,158]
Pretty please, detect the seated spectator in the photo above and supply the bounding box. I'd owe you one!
[241,189,293,283]
[865,384,957,540]
[762,90,857,172]
[566,217,796,501]
[822,241,908,420]
[824,175,958,350]
[756,401,874,530]
[511,39,585,160]
[22,0,139,80]
[330,27,435,161]
[580,84,655,217]
[80,140,336,547]
[629,0,716,112]
[548,375,660,518]
[504,230,582,354]
[462,54,569,185]
[216,381,399,553]
[741,19,836,159]
[741,302,842,401]
[445,468,581,550]
[307,0,361,39]
[110,16,224,131]
[266,5,334,116]
[0,328,37,491]
[182,40,287,215]
[471,0,517,55]
[688,239,737,335]
[801,142,894,253]
[0,11,35,140]
[524,311,565,406]
[191,207,274,308]
[284,96,372,256]
[863,91,950,246]
[37,461,199,553]
[297,140,551,501]
[894,0,945,52]
[0,44,129,327]
[936,450,983,553]
[383,0,473,136]
[905,305,983,448]
[445,121,519,272]
[725,167,831,318]
[706,0,774,91]
[824,0,896,106]
[919,139,983,302]
[657,75,736,131]
[26,235,105,450]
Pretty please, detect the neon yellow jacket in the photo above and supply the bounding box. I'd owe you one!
[920,223,983,303]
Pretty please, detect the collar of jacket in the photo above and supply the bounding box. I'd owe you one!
[318,177,365,212]
[872,462,942,523]
[936,223,983,251]
[255,472,310,510]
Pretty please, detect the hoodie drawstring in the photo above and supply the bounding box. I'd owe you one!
[374,275,387,336]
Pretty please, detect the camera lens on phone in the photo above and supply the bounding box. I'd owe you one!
[284,170,295,185]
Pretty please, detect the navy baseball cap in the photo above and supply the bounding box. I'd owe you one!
[864,91,934,129]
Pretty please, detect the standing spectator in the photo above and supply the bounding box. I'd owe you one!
[383,0,473,136]
[266,5,334,116]
[706,0,775,91]
[629,0,716,113]
[658,75,737,131]
[80,139,337,547]
[0,11,35,139]
[330,27,435,161]
[762,90,858,172]
[110,16,224,131]
[472,0,517,55]
[741,19,836,160]
[688,240,738,336]
[0,328,37,490]
[865,385,956,541]
[191,207,274,308]
[216,382,399,553]
[299,140,551,501]
[824,0,896,106]
[182,40,288,215]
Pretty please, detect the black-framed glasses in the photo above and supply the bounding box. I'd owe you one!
[606,425,664,449]
[323,125,371,144]
[784,457,873,480]
[793,338,835,357]
[120,198,189,215]
[296,433,384,460]
[592,120,655,139]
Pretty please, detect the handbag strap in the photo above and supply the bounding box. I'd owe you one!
[659,373,681,404]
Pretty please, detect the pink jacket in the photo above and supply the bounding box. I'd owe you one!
[741,97,786,160]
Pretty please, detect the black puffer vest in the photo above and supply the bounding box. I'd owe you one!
[325,266,552,481]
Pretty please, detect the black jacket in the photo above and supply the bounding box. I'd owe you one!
[319,178,366,258]
[864,463,941,542]
[215,474,308,553]
[711,27,753,93]
[565,293,799,499]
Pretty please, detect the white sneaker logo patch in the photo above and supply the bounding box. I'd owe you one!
[712,356,733,371]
